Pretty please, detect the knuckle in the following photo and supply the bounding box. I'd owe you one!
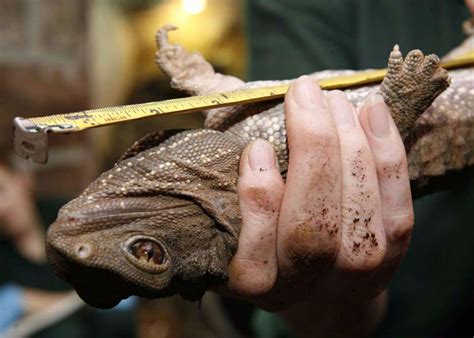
[376,153,407,180]
[229,258,275,297]
[290,123,339,153]
[342,144,371,174]
[384,211,414,243]
[280,221,339,269]
[340,231,386,273]
[315,130,339,149]
[342,135,366,152]
[379,147,407,166]
[238,178,283,213]
[308,129,339,150]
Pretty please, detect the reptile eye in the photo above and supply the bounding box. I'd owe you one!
[130,240,165,265]
[123,236,169,273]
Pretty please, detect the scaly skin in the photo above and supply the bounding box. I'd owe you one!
[46,27,473,309]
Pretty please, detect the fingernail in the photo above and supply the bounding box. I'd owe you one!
[247,139,276,172]
[292,76,324,108]
[367,94,391,137]
[327,91,355,127]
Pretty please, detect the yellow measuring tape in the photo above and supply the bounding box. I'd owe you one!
[13,51,474,164]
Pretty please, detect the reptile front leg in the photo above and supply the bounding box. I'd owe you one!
[157,27,471,193]
[156,26,293,131]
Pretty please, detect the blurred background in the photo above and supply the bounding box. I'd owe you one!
[0,0,248,337]
[0,0,247,177]
[1,0,472,338]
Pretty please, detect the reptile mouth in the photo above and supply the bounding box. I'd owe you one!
[46,241,133,309]
[64,208,163,221]
[56,196,194,224]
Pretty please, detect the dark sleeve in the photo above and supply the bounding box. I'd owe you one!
[246,0,358,80]
[246,0,469,80]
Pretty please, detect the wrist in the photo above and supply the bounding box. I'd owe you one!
[279,290,387,338]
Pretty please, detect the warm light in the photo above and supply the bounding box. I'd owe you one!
[181,0,207,15]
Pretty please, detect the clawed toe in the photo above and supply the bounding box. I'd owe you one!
[402,49,424,74]
[154,24,244,100]
[420,54,441,75]
[380,45,450,138]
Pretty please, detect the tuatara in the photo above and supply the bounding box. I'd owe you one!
[46,25,473,309]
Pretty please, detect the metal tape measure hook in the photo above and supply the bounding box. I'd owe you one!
[13,117,49,164]
[13,118,75,164]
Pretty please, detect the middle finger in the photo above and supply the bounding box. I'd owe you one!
[277,77,342,281]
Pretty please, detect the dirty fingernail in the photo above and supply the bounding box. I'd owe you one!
[248,139,276,172]
[368,94,391,137]
[328,90,355,127]
[293,76,325,108]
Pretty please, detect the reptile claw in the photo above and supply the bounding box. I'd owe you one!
[156,24,178,49]
[380,45,451,137]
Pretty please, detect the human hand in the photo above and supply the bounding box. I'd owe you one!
[465,0,474,15]
[227,76,414,336]
[0,283,73,334]
[0,166,45,262]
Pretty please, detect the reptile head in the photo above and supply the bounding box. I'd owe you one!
[46,130,243,308]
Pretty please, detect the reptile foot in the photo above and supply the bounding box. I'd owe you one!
[155,24,244,96]
[380,45,451,137]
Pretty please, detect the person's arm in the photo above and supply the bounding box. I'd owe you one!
[227,77,414,337]
[0,166,45,263]
[280,291,387,338]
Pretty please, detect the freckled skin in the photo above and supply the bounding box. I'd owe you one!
[46,28,473,309]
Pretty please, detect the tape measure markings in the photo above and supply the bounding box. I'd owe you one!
[12,51,474,163]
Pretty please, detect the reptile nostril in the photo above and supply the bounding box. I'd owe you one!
[75,243,92,259]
